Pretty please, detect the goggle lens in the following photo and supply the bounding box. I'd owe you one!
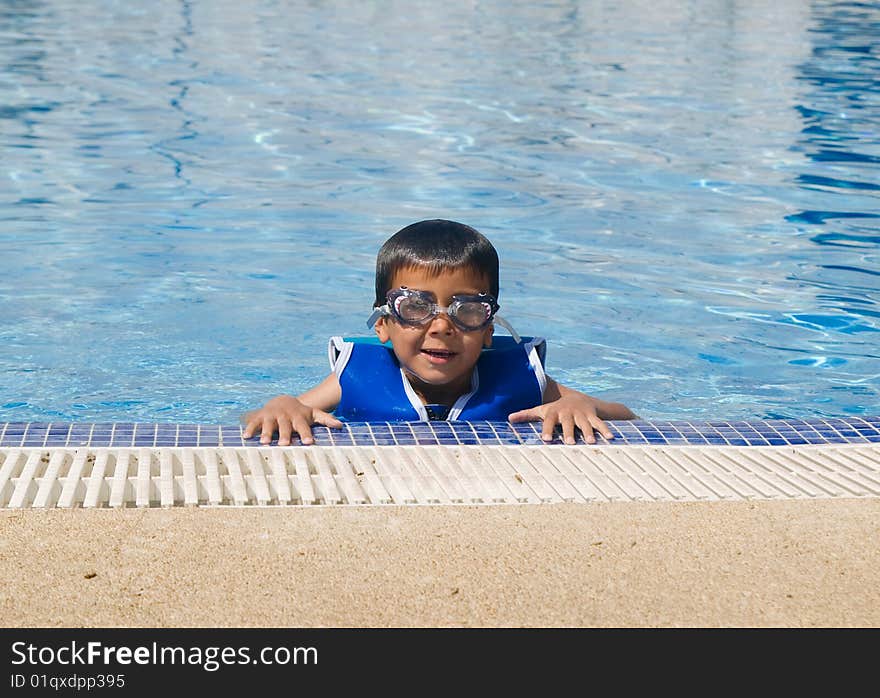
[452,300,493,329]
[394,294,434,323]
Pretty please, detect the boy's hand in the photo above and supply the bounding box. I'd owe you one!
[242,394,343,446]
[508,393,615,445]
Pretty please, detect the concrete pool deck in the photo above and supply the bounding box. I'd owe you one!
[2,500,879,627]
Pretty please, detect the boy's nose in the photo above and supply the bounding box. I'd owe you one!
[428,311,455,332]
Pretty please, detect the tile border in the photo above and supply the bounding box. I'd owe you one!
[1,417,878,448]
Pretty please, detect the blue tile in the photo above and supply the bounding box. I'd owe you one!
[496,434,524,445]
[642,435,669,444]
[684,437,711,445]
[514,421,541,430]
[619,436,650,444]
[346,427,372,438]
[737,428,763,436]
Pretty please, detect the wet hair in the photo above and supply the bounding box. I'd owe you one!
[374,219,500,307]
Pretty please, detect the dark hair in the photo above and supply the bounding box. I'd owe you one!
[374,219,500,307]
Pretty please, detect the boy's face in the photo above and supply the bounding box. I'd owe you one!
[375,265,494,403]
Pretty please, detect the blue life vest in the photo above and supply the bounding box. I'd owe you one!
[328,335,547,422]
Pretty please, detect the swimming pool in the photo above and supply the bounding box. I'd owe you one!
[1,0,877,423]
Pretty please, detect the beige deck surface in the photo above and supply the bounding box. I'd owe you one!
[2,499,878,627]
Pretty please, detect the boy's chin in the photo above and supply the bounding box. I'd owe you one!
[404,366,470,388]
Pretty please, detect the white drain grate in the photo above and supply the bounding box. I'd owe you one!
[1,444,879,508]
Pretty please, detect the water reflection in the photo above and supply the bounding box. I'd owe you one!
[787,2,880,326]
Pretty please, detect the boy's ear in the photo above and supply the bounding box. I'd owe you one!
[483,324,494,348]
[375,317,391,344]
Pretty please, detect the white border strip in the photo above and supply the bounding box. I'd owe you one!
[1,444,878,508]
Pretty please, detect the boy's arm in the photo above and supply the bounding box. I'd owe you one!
[242,372,342,446]
[508,376,638,445]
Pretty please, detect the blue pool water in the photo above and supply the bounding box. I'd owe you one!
[1,0,878,424]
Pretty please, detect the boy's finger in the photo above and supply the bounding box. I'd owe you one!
[315,411,344,429]
[574,415,596,444]
[561,415,577,445]
[276,417,293,446]
[507,407,541,423]
[591,416,614,441]
[541,413,558,442]
[259,418,278,445]
[291,415,314,445]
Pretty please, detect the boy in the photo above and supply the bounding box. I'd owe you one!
[243,220,636,445]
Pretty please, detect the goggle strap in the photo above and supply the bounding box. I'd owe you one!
[366,305,388,328]
[492,314,521,344]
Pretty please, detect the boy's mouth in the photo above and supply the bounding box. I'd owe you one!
[421,348,457,364]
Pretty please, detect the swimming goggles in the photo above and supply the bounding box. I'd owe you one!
[367,287,521,342]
